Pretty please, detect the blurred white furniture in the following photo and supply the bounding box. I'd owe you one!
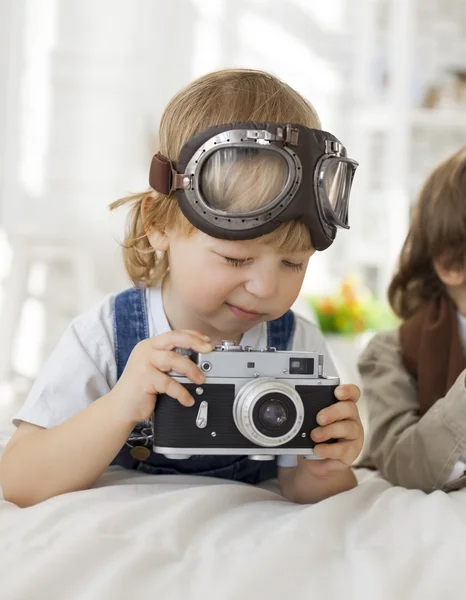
[0,0,155,384]
[349,0,466,298]
[0,229,95,383]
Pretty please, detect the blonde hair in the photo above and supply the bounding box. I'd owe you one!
[110,68,321,287]
[389,146,466,320]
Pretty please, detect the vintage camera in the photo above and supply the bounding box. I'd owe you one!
[153,340,339,461]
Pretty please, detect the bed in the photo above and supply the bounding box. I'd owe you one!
[0,427,465,600]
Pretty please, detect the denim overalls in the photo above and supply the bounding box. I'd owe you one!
[111,287,295,484]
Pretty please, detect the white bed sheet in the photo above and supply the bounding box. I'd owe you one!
[0,434,465,600]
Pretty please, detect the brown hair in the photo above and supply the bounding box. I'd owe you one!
[388,147,466,320]
[110,68,321,287]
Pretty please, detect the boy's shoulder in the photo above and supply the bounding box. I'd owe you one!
[290,311,326,350]
[69,286,149,352]
[67,290,120,352]
[358,328,400,366]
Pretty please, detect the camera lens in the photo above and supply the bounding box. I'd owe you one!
[233,379,304,447]
[259,399,288,429]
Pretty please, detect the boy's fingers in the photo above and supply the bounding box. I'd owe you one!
[311,419,361,443]
[152,330,213,353]
[150,351,205,385]
[151,371,195,407]
[334,384,360,402]
[313,440,359,464]
[317,400,358,426]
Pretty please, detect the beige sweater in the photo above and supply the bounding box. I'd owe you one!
[357,328,466,492]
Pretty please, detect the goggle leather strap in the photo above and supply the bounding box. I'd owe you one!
[149,152,185,195]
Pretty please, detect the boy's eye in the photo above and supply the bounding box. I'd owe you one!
[224,256,248,267]
[283,261,304,272]
[224,256,304,271]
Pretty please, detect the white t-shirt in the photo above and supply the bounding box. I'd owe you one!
[13,286,338,469]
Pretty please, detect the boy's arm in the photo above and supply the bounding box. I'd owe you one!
[359,329,466,492]
[279,459,357,504]
[279,384,363,504]
[0,391,137,508]
[0,328,212,508]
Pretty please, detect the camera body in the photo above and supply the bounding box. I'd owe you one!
[153,340,339,461]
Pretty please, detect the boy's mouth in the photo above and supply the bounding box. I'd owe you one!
[225,303,263,322]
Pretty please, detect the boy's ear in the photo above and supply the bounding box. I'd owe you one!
[433,258,466,287]
[146,228,169,252]
[142,195,169,251]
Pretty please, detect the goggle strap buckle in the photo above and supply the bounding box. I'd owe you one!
[149,152,186,195]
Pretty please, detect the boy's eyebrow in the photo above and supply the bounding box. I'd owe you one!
[207,239,254,252]
[261,242,313,257]
[278,249,314,261]
[207,238,313,259]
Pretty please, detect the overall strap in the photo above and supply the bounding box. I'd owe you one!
[266,310,296,351]
[113,287,153,453]
[113,287,149,379]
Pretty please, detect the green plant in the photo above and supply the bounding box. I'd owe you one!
[308,276,398,335]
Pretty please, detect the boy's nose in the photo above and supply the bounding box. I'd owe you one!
[244,265,278,299]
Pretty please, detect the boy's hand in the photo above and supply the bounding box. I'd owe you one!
[304,384,364,478]
[110,330,213,424]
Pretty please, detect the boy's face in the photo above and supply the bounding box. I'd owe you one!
[152,228,314,340]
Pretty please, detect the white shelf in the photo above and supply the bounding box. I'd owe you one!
[345,0,466,299]
[355,107,466,132]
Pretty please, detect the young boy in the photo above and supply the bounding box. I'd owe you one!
[0,68,363,507]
